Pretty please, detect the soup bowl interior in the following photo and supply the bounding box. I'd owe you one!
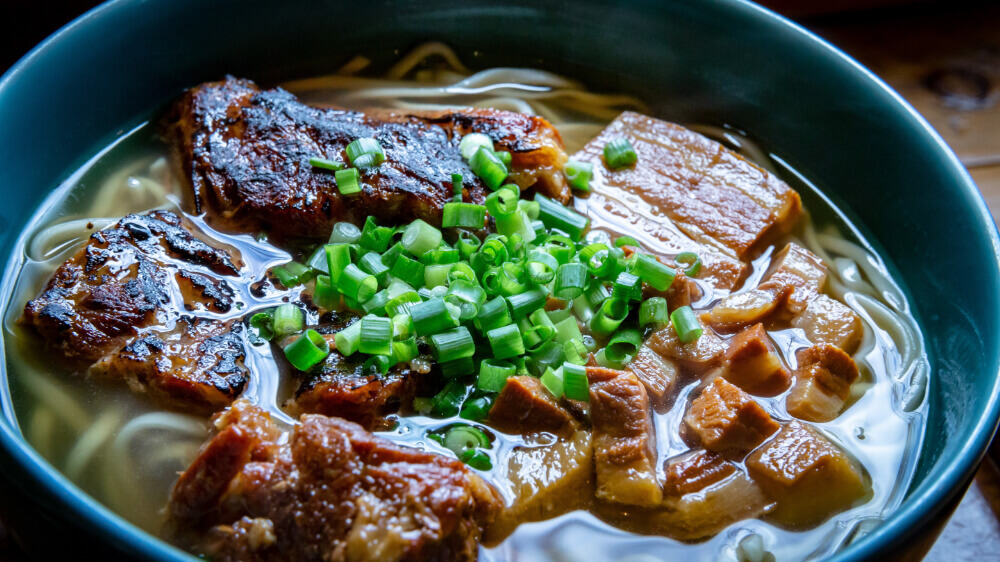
[1,0,998,560]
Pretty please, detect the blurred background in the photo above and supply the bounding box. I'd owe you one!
[0,0,998,560]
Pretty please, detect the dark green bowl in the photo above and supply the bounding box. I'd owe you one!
[1,0,998,560]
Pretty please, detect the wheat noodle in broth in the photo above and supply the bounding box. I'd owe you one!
[0,43,927,560]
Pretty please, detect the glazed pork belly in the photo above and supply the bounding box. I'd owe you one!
[162,77,569,242]
[20,211,249,412]
[168,401,501,562]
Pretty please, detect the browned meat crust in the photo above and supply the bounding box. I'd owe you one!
[19,211,249,411]
[162,77,569,241]
[169,401,501,562]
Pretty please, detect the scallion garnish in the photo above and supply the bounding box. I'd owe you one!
[670,305,703,343]
[639,297,670,329]
[459,133,493,161]
[478,360,515,393]
[603,137,638,169]
[273,304,304,338]
[676,251,702,277]
[345,137,385,169]
[335,167,362,196]
[487,324,525,360]
[535,194,589,240]
[410,297,459,336]
[401,219,443,257]
[562,363,590,401]
[309,156,346,171]
[283,329,330,371]
[469,146,508,189]
[442,202,487,228]
[339,264,378,304]
[429,326,475,363]
[632,253,676,291]
[564,159,593,191]
[359,314,393,356]
[334,321,362,356]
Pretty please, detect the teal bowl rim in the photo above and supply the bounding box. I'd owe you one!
[0,0,998,560]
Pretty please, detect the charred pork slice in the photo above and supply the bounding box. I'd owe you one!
[168,401,501,562]
[20,211,249,412]
[162,77,569,241]
[573,112,802,289]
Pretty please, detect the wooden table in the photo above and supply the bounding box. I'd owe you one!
[804,3,1000,559]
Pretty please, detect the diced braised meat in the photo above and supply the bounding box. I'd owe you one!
[684,378,779,454]
[662,450,737,497]
[786,345,861,422]
[702,286,792,333]
[758,243,827,315]
[791,294,864,354]
[91,318,247,412]
[656,468,771,540]
[626,345,680,407]
[746,421,868,526]
[573,112,801,268]
[721,323,791,396]
[169,401,501,562]
[20,211,248,412]
[645,324,727,374]
[488,376,580,437]
[162,77,569,242]
[587,367,661,506]
[486,430,593,543]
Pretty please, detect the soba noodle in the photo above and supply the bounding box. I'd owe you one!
[2,43,929,560]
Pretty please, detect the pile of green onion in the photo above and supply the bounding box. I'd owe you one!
[256,133,703,470]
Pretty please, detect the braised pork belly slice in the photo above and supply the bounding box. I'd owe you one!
[720,323,791,396]
[486,430,594,543]
[169,401,501,562]
[757,242,828,314]
[791,294,864,353]
[163,77,569,242]
[746,421,868,526]
[587,367,661,507]
[626,345,681,407]
[645,324,727,375]
[684,378,779,454]
[488,376,581,437]
[786,345,861,422]
[572,112,802,289]
[20,211,249,412]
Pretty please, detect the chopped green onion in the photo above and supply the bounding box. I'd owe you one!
[553,263,587,299]
[535,194,589,240]
[334,321,362,356]
[584,282,611,309]
[442,202,487,228]
[518,200,540,220]
[475,296,512,332]
[614,236,640,248]
[478,360,515,392]
[546,300,574,323]
[553,316,584,345]
[460,395,494,421]
[422,245,460,265]
[391,336,419,364]
[306,247,331,274]
[590,297,628,337]
[335,167,362,195]
[443,424,490,455]
[563,337,588,365]
[410,297,459,336]
[446,280,487,321]
[283,329,330,371]
[363,354,393,375]
[401,219,443,257]
[485,188,519,217]
[358,216,393,253]
[526,340,566,376]
[606,328,642,365]
[340,264,378,304]
[325,243,352,282]
[440,356,476,378]
[470,146,508,190]
[329,221,362,244]
[459,448,493,471]
[564,159,594,191]
[540,367,565,399]
[431,381,468,417]
[494,151,513,167]
[345,137,385,169]
[563,363,590,401]
[612,271,643,302]
[429,327,475,363]
[358,315,393,356]
[603,137,638,169]
[671,305,703,343]
[272,262,314,287]
[676,251,702,277]
[309,156,345,171]
[361,290,390,315]
[580,243,617,278]
[496,209,537,243]
[358,252,390,285]
[639,297,670,328]
[633,254,677,291]
[249,311,274,342]
[390,254,426,288]
[424,264,453,288]
[487,324,525,360]
[448,262,477,285]
[273,304,304,338]
[525,250,558,285]
[385,291,421,317]
[459,133,493,161]
[452,173,464,199]
[456,230,481,259]
[381,242,408,268]
[506,288,548,319]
